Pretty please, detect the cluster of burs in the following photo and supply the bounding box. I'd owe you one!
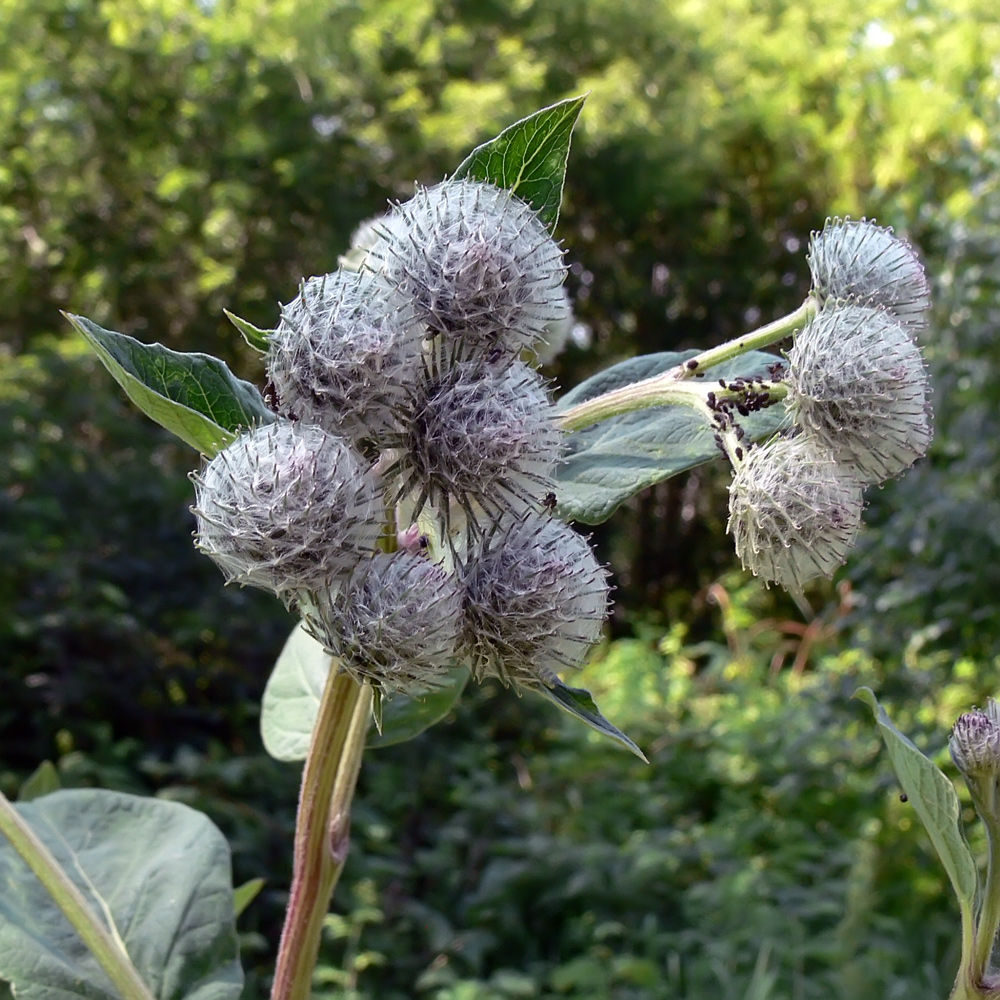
[728,218,933,591]
[193,180,608,696]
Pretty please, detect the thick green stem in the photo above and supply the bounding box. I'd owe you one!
[557,300,811,433]
[0,790,156,1000]
[271,670,372,1000]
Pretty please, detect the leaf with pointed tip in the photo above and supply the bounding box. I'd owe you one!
[0,789,242,1000]
[855,688,977,913]
[233,878,265,919]
[368,668,470,749]
[18,762,61,802]
[223,310,272,353]
[554,350,788,524]
[66,313,274,457]
[452,95,586,232]
[531,679,647,761]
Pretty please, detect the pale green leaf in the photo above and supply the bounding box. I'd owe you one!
[223,310,271,354]
[17,762,61,802]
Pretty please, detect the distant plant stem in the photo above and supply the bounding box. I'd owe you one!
[0,790,156,1000]
[557,298,812,433]
[271,669,372,1000]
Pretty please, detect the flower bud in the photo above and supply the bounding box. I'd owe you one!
[459,514,610,687]
[392,359,563,526]
[808,218,931,332]
[786,303,932,484]
[727,434,863,590]
[267,269,423,443]
[950,710,1000,780]
[192,422,381,596]
[303,552,463,694]
[368,179,567,361]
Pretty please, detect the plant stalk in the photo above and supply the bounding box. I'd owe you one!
[271,669,371,1000]
[0,790,157,1000]
[557,298,812,433]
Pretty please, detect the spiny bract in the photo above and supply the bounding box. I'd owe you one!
[367,179,568,361]
[808,218,930,332]
[192,421,381,597]
[786,302,932,484]
[727,434,863,591]
[303,551,463,694]
[459,513,609,687]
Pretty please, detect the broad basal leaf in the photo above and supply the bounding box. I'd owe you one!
[452,95,585,232]
[66,313,274,457]
[531,679,647,761]
[0,789,242,1000]
[855,688,977,914]
[261,623,468,762]
[554,349,787,524]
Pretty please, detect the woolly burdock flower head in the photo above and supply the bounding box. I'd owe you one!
[303,552,462,694]
[368,179,567,361]
[808,218,930,332]
[950,709,1000,781]
[267,268,423,443]
[391,359,563,526]
[727,434,863,591]
[786,303,932,484]
[192,421,381,596]
[459,513,610,687]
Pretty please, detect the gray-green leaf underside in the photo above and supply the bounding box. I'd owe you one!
[555,349,788,524]
[532,680,646,760]
[66,313,274,457]
[453,95,585,233]
[0,789,242,1000]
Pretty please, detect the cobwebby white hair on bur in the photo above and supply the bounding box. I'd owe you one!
[786,302,932,484]
[192,421,382,597]
[727,434,864,591]
[808,218,931,333]
[303,552,463,695]
[459,513,610,687]
[267,268,423,443]
[366,179,569,362]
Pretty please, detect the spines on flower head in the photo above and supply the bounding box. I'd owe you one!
[267,268,423,443]
[366,179,567,363]
[192,421,381,597]
[302,551,463,695]
[389,358,564,529]
[727,434,863,590]
[808,218,930,332]
[458,513,610,687]
[786,302,932,484]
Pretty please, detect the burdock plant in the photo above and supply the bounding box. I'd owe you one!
[0,99,949,1000]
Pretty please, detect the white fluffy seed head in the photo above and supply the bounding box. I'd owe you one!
[727,434,864,591]
[367,179,567,362]
[192,421,382,596]
[267,269,423,443]
[302,552,463,694]
[392,359,563,528]
[459,513,610,687]
[808,218,931,332]
[787,303,932,484]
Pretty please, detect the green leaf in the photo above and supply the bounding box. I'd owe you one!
[65,313,274,457]
[367,667,470,749]
[531,679,647,761]
[260,624,470,761]
[260,623,335,763]
[223,309,272,353]
[0,789,242,1000]
[554,350,788,524]
[232,878,265,919]
[855,688,978,913]
[452,95,586,232]
[17,761,61,802]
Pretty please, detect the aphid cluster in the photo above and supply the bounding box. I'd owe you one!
[725,218,932,591]
[193,179,609,695]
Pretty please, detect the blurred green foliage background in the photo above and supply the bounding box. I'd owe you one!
[2,0,1000,996]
